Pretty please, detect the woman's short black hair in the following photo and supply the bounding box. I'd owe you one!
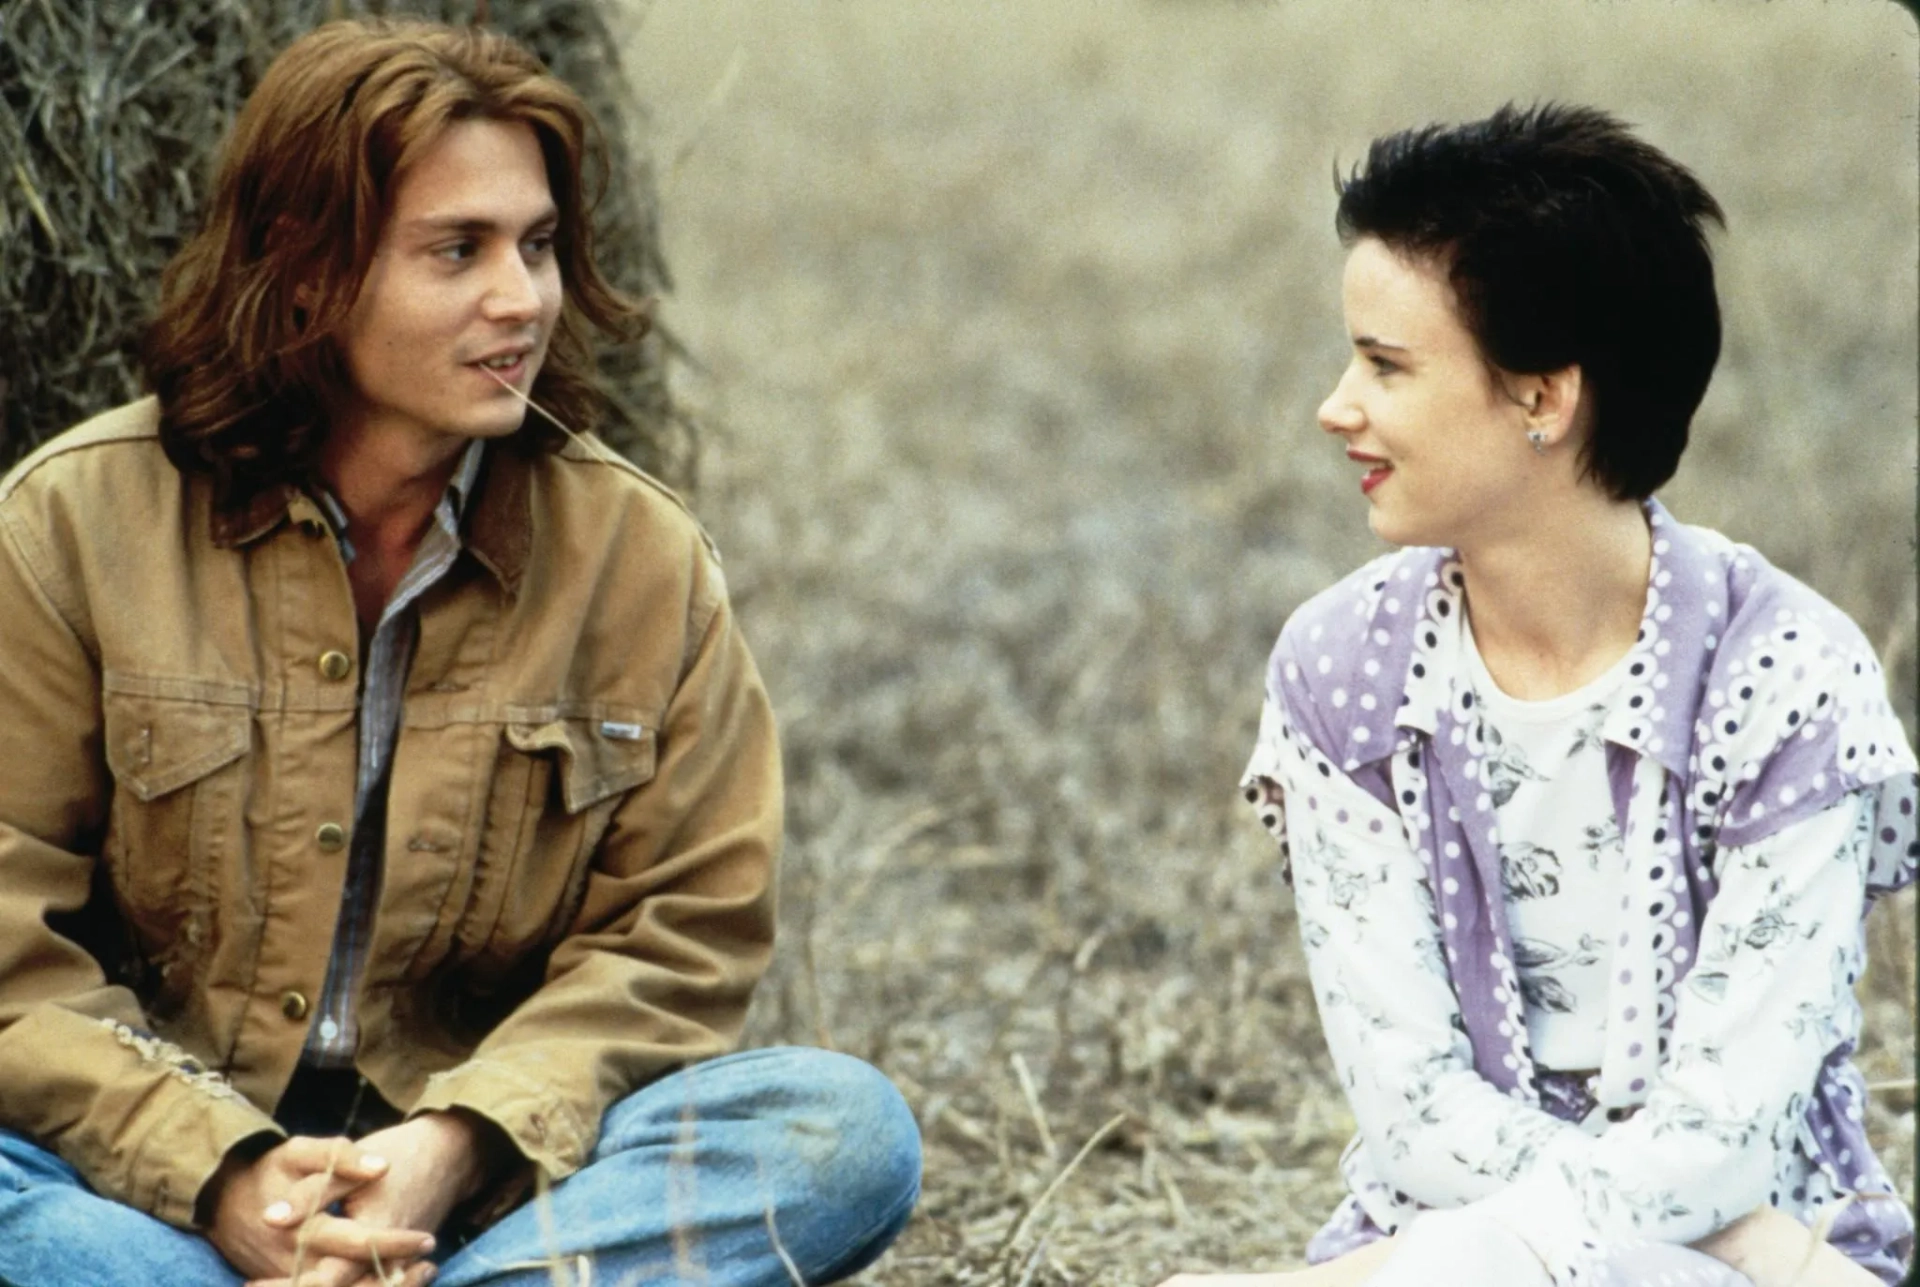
[1334,102,1725,500]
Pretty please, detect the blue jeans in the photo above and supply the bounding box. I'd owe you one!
[0,1046,921,1286]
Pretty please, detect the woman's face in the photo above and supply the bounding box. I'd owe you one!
[1318,237,1539,550]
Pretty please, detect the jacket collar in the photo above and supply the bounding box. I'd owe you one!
[463,441,532,594]
[1375,497,1707,779]
[207,439,533,596]
[1591,498,1715,779]
[209,482,300,549]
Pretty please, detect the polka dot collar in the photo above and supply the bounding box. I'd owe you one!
[1379,501,1703,780]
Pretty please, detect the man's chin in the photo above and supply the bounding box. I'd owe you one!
[459,407,535,441]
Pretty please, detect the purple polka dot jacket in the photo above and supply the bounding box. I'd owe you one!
[1243,500,1916,1281]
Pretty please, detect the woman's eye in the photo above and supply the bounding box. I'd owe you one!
[524,233,556,257]
[1368,354,1400,376]
[437,241,478,263]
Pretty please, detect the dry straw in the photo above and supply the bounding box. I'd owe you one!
[0,0,691,484]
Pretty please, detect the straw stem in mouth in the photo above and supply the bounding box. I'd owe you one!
[479,362,592,449]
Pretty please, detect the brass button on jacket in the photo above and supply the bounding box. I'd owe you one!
[314,822,347,852]
[318,650,353,682]
[279,991,310,1021]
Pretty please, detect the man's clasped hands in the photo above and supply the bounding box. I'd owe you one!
[202,1111,512,1287]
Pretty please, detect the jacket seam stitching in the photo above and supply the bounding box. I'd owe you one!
[0,504,92,655]
[0,423,160,504]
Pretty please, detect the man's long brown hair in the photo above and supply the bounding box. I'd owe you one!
[143,19,643,505]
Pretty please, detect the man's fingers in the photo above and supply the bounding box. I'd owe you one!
[245,1253,375,1287]
[247,1244,437,1287]
[266,1167,397,1229]
[288,1212,436,1264]
[353,1260,439,1287]
[263,1138,394,1229]
[278,1135,392,1185]
[319,1258,437,1287]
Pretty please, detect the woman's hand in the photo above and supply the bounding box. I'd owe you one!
[1693,1205,1882,1287]
[1362,1209,1550,1287]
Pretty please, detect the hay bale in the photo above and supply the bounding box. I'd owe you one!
[0,0,689,484]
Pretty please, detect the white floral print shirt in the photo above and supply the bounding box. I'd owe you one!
[1458,622,1631,1071]
[1242,501,1917,1282]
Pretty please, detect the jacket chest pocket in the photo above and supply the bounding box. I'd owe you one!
[101,692,252,984]
[457,715,657,979]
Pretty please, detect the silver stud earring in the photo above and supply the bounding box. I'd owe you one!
[1527,430,1547,455]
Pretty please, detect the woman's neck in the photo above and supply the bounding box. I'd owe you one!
[1458,494,1652,701]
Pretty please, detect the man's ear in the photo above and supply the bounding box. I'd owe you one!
[290,278,321,332]
[269,216,321,315]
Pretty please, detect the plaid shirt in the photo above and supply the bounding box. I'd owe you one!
[303,440,486,1067]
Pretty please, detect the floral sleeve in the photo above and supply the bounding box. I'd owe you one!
[1472,793,1880,1277]
[1243,692,1591,1221]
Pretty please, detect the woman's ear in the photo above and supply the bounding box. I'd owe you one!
[1516,365,1585,450]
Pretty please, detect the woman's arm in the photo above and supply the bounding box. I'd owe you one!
[1467,793,1882,1279]
[1253,694,1590,1216]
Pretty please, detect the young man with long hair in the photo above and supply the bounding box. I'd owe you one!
[0,20,918,1287]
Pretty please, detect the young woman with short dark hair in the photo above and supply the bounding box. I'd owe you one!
[1163,103,1914,1287]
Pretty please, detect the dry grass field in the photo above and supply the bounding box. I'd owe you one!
[617,2,1917,1281]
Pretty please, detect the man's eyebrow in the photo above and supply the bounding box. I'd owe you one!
[1353,334,1409,352]
[404,208,561,236]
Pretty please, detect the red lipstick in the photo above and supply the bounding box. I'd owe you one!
[1347,449,1391,496]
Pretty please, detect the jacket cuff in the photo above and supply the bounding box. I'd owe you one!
[0,1008,286,1229]
[91,1020,286,1228]
[408,1058,593,1184]
[137,1096,285,1229]
[188,1127,285,1229]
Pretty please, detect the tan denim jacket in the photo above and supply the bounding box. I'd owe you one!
[0,399,780,1229]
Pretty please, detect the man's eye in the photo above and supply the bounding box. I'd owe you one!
[1368,354,1400,375]
[437,241,478,262]
[524,233,556,257]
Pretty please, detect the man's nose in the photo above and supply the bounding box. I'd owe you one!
[483,251,543,321]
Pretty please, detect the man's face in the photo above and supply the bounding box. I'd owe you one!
[334,117,564,455]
